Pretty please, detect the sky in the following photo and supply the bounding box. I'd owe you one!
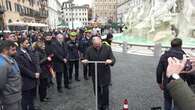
[60,0,92,6]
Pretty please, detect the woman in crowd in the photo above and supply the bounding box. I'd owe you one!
[32,41,53,102]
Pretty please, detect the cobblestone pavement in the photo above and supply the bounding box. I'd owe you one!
[38,52,164,110]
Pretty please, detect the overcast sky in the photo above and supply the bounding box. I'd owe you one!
[60,0,92,6]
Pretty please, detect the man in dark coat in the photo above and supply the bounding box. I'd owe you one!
[15,38,40,110]
[78,30,92,80]
[67,32,80,81]
[82,36,116,110]
[156,38,187,110]
[52,33,70,93]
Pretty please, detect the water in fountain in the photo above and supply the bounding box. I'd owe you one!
[115,0,195,47]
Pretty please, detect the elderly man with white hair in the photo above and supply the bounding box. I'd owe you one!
[52,33,71,93]
[82,36,116,110]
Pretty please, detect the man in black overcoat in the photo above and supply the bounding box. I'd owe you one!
[82,36,116,110]
[52,33,70,93]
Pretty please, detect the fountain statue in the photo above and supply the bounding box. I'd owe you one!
[183,0,195,22]
[134,0,177,32]
[123,0,195,42]
[176,0,195,38]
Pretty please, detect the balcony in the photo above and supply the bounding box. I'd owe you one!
[34,10,48,18]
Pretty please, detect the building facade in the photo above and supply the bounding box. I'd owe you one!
[62,0,89,29]
[48,0,62,29]
[93,0,117,23]
[0,0,48,30]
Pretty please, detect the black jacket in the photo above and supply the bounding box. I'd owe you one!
[66,40,80,61]
[78,36,91,54]
[15,48,37,91]
[156,47,185,86]
[34,49,51,79]
[52,40,67,73]
[45,40,54,56]
[84,45,116,87]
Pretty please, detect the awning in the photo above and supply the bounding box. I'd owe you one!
[8,22,27,26]
[8,22,48,27]
[27,23,48,27]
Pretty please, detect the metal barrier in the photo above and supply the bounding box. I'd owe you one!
[112,41,195,57]
[85,61,106,110]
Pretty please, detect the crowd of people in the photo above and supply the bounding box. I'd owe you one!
[1,27,195,110]
[0,28,115,110]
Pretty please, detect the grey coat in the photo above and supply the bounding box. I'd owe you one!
[0,55,22,104]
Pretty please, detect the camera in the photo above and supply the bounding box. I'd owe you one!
[184,58,192,71]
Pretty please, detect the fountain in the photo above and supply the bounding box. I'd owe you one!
[115,0,195,47]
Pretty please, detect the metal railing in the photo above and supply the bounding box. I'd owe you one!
[84,61,106,110]
[112,41,195,57]
[113,41,195,50]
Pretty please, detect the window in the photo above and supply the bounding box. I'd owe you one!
[66,18,68,21]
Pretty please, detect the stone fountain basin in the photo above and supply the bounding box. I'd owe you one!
[111,33,195,48]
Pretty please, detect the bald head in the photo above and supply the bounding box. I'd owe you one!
[92,37,102,49]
